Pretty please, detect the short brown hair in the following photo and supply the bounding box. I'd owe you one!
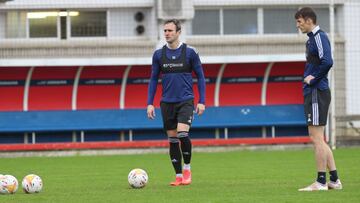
[164,19,181,31]
[295,7,317,24]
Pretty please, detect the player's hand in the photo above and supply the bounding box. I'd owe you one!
[304,75,315,85]
[147,105,155,119]
[196,103,205,116]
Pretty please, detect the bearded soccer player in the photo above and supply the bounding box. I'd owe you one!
[147,19,206,186]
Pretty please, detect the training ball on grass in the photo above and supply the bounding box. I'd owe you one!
[22,174,43,194]
[128,168,148,189]
[0,175,18,194]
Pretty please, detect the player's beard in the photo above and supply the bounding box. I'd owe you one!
[166,35,179,46]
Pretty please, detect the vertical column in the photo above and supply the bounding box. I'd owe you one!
[72,66,83,111]
[23,66,35,111]
[120,65,131,109]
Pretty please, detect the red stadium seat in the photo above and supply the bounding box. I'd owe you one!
[28,67,78,111]
[266,62,304,105]
[0,67,29,111]
[77,66,126,110]
[193,64,221,107]
[220,63,268,106]
[125,65,162,108]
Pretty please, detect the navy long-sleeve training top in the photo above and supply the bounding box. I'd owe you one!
[147,43,206,105]
[304,25,333,96]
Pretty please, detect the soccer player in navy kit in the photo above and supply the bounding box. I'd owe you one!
[147,19,206,186]
[295,7,342,191]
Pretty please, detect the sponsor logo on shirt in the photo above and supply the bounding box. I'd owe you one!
[162,63,184,69]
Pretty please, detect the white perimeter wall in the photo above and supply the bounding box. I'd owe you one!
[344,1,360,119]
[0,12,5,38]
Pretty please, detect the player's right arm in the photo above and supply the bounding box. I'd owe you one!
[147,51,161,119]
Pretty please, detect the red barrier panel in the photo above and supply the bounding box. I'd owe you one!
[0,136,310,151]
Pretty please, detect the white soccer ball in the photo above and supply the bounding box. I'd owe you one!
[0,175,18,194]
[128,168,148,189]
[22,174,43,194]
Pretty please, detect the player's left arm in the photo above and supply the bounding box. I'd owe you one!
[309,32,333,85]
[191,48,206,115]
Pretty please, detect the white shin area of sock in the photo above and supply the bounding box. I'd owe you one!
[183,164,191,170]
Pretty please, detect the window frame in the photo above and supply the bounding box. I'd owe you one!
[222,8,259,35]
[68,10,108,39]
[262,7,299,34]
[3,10,109,40]
[26,11,60,39]
[191,6,336,36]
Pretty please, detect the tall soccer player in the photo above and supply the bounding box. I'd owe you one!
[295,7,342,191]
[147,19,206,186]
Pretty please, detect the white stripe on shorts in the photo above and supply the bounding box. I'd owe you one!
[312,89,319,125]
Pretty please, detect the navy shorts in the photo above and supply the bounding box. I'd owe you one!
[304,88,331,126]
[160,99,194,130]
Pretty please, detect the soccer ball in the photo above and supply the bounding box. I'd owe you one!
[0,175,18,194]
[22,174,43,194]
[128,168,148,189]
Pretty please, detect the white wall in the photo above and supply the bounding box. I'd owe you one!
[344,1,360,118]
[0,0,154,9]
[109,8,143,37]
[0,12,5,39]
[108,8,157,39]
[193,0,346,6]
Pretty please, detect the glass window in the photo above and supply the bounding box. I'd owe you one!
[263,8,298,34]
[29,15,57,38]
[71,11,107,37]
[6,11,26,38]
[314,8,330,33]
[223,9,257,34]
[60,15,67,39]
[192,10,220,35]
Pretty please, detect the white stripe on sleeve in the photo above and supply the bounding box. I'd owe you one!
[315,34,324,59]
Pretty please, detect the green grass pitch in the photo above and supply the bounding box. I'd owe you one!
[0,147,359,202]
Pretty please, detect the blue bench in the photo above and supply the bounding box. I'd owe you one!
[0,105,306,133]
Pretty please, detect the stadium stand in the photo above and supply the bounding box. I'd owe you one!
[0,105,308,151]
[0,105,305,132]
[0,62,310,150]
